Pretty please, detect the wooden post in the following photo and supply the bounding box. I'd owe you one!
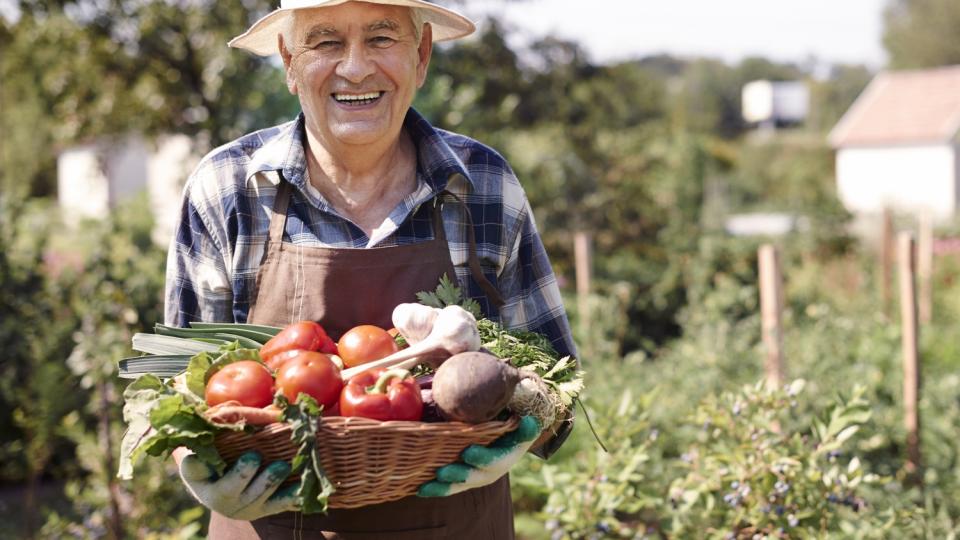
[758,244,785,389]
[574,231,593,330]
[898,232,922,483]
[881,208,894,317]
[917,213,934,324]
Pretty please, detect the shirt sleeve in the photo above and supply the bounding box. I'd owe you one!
[497,197,578,360]
[497,196,579,460]
[164,173,235,327]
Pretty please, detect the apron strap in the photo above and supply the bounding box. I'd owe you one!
[269,181,294,245]
[434,190,506,308]
[259,180,293,268]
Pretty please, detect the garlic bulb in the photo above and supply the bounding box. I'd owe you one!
[392,303,441,345]
[341,305,481,380]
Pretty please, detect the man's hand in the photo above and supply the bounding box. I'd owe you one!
[179,451,299,520]
[417,416,541,497]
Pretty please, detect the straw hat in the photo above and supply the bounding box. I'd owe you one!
[229,0,476,56]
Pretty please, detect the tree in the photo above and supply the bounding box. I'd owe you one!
[807,64,873,133]
[1,0,299,200]
[884,0,960,68]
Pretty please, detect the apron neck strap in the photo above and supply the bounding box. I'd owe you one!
[269,180,294,245]
[435,190,506,309]
[259,180,294,270]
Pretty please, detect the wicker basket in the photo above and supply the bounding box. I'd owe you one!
[215,415,519,509]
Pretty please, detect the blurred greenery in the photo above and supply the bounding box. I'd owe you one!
[3,0,960,538]
[884,0,960,68]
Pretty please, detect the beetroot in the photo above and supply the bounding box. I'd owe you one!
[432,351,520,423]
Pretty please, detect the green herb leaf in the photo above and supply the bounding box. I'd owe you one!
[416,274,482,318]
[281,394,334,514]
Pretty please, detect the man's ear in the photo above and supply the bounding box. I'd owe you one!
[278,34,298,95]
[415,23,433,89]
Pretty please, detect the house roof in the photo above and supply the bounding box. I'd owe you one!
[828,64,960,147]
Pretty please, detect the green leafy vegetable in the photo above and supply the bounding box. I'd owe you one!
[279,394,335,514]
[416,274,482,319]
[184,352,214,399]
[118,375,166,480]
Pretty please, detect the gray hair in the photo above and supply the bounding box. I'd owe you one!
[282,6,426,54]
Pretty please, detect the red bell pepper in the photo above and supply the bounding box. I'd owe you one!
[339,368,423,421]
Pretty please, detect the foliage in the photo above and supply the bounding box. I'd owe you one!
[884,0,960,68]
[664,381,882,538]
[0,198,83,537]
[0,196,202,539]
[0,0,299,198]
[6,4,957,539]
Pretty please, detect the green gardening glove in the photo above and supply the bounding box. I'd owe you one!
[417,416,541,497]
[179,451,299,520]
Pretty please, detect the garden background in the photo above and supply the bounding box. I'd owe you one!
[3,0,960,538]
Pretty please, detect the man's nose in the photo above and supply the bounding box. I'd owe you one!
[335,41,375,83]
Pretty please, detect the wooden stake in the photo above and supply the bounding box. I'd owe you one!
[573,231,593,330]
[898,232,922,483]
[881,208,894,317]
[758,244,785,389]
[917,213,933,324]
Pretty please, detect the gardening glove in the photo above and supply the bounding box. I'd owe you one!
[179,450,299,520]
[417,416,541,497]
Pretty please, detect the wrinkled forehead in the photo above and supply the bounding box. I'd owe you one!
[291,2,415,36]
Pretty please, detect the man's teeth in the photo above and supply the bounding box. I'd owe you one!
[334,92,382,104]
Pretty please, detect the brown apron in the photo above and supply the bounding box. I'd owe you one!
[209,180,513,539]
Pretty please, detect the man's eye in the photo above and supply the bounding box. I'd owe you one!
[369,36,396,47]
[312,40,341,49]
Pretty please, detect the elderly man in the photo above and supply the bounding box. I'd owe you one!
[165,1,576,538]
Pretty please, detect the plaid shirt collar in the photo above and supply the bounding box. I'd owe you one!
[243,108,475,192]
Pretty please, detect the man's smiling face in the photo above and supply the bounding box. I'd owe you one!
[280,2,432,150]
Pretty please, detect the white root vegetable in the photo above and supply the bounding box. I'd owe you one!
[507,369,560,428]
[341,305,481,380]
[391,303,441,345]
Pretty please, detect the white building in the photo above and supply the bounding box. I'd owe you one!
[742,80,810,126]
[828,65,960,223]
[57,134,198,244]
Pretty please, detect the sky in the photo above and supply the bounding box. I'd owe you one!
[463,0,889,69]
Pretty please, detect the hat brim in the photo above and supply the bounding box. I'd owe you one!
[229,0,475,56]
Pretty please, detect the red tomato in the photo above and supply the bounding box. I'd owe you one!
[274,351,343,409]
[260,321,333,364]
[264,349,302,372]
[205,361,275,408]
[337,325,400,368]
[322,400,341,417]
[386,327,408,350]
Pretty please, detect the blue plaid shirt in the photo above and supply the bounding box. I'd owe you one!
[164,108,576,358]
